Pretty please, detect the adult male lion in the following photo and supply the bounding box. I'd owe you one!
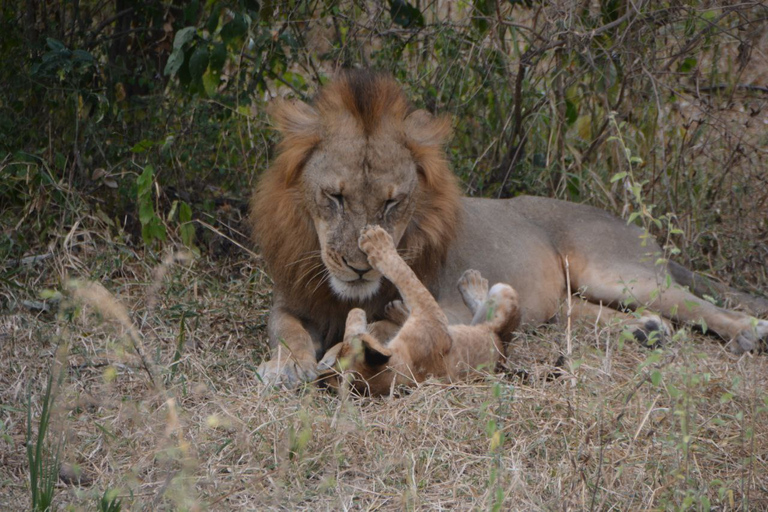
[251,69,768,388]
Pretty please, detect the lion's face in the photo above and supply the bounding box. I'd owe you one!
[302,123,419,300]
[252,70,460,310]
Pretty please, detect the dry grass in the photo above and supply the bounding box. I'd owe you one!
[2,219,768,511]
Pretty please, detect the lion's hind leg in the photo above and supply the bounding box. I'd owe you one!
[577,267,768,353]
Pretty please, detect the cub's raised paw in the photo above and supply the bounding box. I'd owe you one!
[384,300,410,325]
[458,269,489,314]
[358,225,395,266]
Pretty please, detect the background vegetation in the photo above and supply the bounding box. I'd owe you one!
[2,0,767,509]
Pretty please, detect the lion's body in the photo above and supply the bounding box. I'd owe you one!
[439,196,654,325]
[252,70,768,387]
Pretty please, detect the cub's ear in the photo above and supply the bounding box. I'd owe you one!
[404,109,452,147]
[270,99,320,139]
[360,334,392,367]
[317,343,344,372]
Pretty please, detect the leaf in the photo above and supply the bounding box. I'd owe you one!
[139,200,156,224]
[679,57,697,73]
[189,47,209,80]
[610,171,627,183]
[202,68,220,97]
[179,201,197,252]
[683,299,700,311]
[389,0,424,28]
[243,0,261,12]
[173,26,197,50]
[209,42,227,71]
[131,139,156,153]
[207,4,222,33]
[164,48,185,77]
[179,201,192,224]
[136,165,154,192]
[46,38,65,51]
[72,50,94,63]
[142,220,167,245]
[221,14,248,46]
[651,370,661,386]
[565,99,578,126]
[39,289,63,301]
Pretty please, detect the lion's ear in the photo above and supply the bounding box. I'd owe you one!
[404,109,452,147]
[360,334,392,367]
[270,99,320,139]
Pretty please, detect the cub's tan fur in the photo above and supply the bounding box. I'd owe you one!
[318,226,519,396]
[251,70,768,388]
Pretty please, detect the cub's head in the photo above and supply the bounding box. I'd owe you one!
[251,70,461,305]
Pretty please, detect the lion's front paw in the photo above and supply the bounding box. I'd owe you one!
[256,353,318,389]
[358,225,395,267]
[729,319,768,354]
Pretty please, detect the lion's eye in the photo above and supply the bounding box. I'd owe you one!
[325,192,344,211]
[383,199,399,217]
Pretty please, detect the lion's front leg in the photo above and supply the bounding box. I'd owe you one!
[257,302,319,388]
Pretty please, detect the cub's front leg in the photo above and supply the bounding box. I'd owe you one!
[358,226,445,321]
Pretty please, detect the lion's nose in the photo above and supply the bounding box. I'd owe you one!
[343,257,372,278]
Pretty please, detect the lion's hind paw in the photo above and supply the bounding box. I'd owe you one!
[730,319,768,354]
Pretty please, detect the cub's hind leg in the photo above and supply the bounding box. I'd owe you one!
[458,269,520,343]
[457,269,489,320]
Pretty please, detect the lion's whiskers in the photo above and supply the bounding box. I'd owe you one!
[311,270,332,295]
[286,251,323,268]
[296,261,326,285]
[397,249,419,263]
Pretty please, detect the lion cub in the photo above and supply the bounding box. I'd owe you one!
[318,226,520,396]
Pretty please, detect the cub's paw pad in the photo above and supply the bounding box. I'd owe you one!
[458,269,489,314]
[458,269,489,297]
[626,314,671,348]
[730,320,768,355]
[358,225,394,256]
[384,300,410,325]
